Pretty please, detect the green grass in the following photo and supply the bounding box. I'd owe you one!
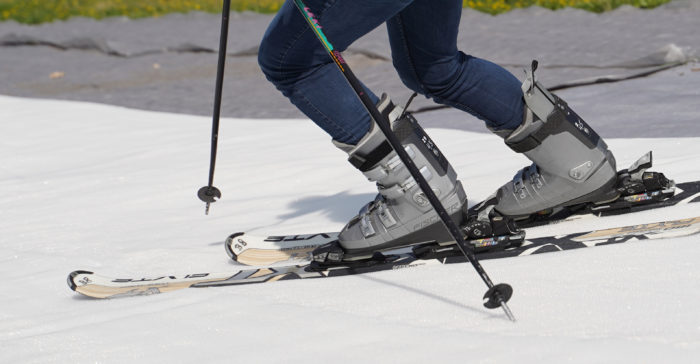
[0,0,675,25]
[464,0,673,14]
[0,0,285,24]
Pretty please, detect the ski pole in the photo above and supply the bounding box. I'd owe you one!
[198,0,231,215]
[292,0,516,322]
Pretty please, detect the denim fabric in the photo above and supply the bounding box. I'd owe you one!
[258,0,525,145]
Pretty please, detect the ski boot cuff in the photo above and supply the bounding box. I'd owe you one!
[329,93,466,258]
[485,60,619,217]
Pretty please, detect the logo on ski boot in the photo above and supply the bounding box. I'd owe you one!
[413,202,460,230]
[574,118,590,136]
[413,189,440,207]
[565,111,600,147]
[416,128,449,172]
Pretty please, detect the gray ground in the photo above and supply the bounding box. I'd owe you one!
[0,0,699,137]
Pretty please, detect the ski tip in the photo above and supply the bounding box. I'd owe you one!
[224,233,245,261]
[67,270,94,291]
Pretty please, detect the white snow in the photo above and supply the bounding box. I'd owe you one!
[2,64,700,363]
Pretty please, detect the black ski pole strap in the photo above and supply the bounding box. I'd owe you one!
[349,141,393,171]
[506,96,567,154]
[347,119,416,172]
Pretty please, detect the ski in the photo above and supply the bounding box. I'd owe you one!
[225,180,700,266]
[514,181,696,229]
[68,215,700,299]
[225,232,339,266]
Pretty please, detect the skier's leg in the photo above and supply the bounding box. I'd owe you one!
[260,0,482,258]
[386,0,525,132]
[385,1,624,218]
[259,0,411,145]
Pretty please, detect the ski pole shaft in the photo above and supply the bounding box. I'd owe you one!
[292,0,515,321]
[501,301,516,322]
[198,0,230,214]
[209,0,231,186]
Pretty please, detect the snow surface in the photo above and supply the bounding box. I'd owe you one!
[2,66,700,362]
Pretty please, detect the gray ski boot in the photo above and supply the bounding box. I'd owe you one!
[485,61,620,219]
[315,94,468,262]
[310,94,524,268]
[481,61,674,221]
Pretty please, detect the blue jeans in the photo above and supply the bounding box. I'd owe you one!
[258,0,525,145]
